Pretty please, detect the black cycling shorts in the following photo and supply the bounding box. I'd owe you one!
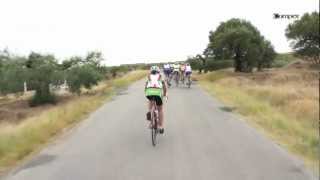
[146,96,163,106]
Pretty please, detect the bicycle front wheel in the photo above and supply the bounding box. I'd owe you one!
[151,112,157,146]
[151,128,157,146]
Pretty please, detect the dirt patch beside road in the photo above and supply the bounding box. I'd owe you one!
[0,95,74,124]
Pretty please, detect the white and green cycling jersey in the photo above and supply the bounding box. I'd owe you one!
[173,64,180,72]
[145,74,164,98]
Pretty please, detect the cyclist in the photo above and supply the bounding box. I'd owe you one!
[163,63,171,86]
[169,63,174,78]
[169,63,174,73]
[180,63,186,83]
[145,66,167,134]
[185,63,192,85]
[172,63,180,84]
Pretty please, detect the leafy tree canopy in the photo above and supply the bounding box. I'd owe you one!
[286,12,320,64]
[207,18,276,72]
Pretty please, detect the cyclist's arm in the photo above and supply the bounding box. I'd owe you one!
[144,78,148,90]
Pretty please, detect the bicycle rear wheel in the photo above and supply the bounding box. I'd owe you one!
[151,110,157,146]
[175,74,179,87]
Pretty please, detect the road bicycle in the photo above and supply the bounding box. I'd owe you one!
[173,71,179,87]
[180,71,185,85]
[149,98,160,146]
[148,96,167,146]
[165,72,172,87]
[186,72,192,88]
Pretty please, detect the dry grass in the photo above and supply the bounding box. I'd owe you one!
[196,68,319,173]
[0,70,147,172]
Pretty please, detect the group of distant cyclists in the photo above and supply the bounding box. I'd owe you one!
[163,62,192,87]
[144,63,192,135]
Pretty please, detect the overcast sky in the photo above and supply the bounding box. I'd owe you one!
[0,0,318,65]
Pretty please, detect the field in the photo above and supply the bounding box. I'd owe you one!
[0,70,147,173]
[196,62,319,173]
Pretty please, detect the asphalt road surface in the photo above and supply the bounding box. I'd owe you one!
[2,80,315,180]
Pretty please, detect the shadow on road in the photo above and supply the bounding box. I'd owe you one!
[219,106,237,112]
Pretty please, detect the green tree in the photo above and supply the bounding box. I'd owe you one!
[66,64,103,94]
[0,58,27,95]
[186,56,201,73]
[258,40,276,70]
[196,54,207,73]
[61,56,82,70]
[26,52,63,106]
[285,12,320,64]
[63,51,104,94]
[0,49,28,95]
[84,51,104,68]
[207,18,276,72]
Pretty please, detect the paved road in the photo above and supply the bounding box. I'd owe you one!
[2,80,315,180]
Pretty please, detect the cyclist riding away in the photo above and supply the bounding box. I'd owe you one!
[145,66,167,134]
[169,63,174,80]
[180,63,186,83]
[185,63,192,85]
[172,63,180,85]
[163,63,171,86]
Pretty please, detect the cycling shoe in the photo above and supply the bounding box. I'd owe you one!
[159,128,164,134]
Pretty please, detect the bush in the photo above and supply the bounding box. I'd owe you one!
[272,53,297,67]
[66,65,103,94]
[30,90,56,106]
[26,52,63,106]
[205,59,233,71]
[0,59,27,95]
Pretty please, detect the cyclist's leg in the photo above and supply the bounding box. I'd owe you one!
[158,105,163,128]
[148,100,152,111]
[182,71,185,82]
[166,71,170,84]
[186,72,190,83]
[176,71,180,84]
[146,97,152,120]
[164,72,167,81]
[155,96,164,130]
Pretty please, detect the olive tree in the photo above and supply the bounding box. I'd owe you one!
[26,52,63,106]
[63,51,104,95]
[0,57,28,95]
[207,18,276,72]
[286,12,320,64]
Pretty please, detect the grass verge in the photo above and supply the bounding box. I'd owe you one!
[196,70,318,174]
[0,70,147,172]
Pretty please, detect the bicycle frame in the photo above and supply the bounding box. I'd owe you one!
[186,73,192,88]
[173,71,179,86]
[164,72,172,87]
[151,100,158,127]
[150,100,158,146]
